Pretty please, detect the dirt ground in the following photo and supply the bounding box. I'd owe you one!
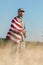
[0,40,43,65]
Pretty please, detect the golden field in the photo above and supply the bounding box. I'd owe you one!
[0,38,43,65]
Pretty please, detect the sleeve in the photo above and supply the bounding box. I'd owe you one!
[24,25,26,29]
[24,23,26,30]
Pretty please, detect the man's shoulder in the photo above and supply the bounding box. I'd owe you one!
[13,16,20,22]
[13,16,18,20]
[13,16,19,20]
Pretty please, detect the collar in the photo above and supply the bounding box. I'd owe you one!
[17,16,23,19]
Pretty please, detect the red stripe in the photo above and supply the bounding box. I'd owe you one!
[6,36,10,39]
[14,17,18,22]
[7,32,21,40]
[11,24,23,32]
[12,20,14,23]
[12,19,23,28]
[6,36,19,44]
[9,29,22,36]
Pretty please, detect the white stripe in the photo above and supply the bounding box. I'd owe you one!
[9,31,21,39]
[13,19,22,27]
[10,27,16,31]
[7,34,20,43]
[10,27,23,35]
[10,27,20,32]
[12,23,23,30]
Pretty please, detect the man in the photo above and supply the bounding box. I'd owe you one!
[6,8,27,53]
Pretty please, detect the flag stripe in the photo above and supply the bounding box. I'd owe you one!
[6,36,19,44]
[14,17,18,22]
[9,29,22,36]
[12,19,23,28]
[11,24,23,32]
[6,34,20,43]
[11,23,22,30]
[7,31,21,40]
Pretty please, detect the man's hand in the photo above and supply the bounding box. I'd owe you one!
[23,29,27,38]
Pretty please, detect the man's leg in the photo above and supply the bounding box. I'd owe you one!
[10,42,20,55]
[20,41,26,53]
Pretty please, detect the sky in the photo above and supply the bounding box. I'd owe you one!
[0,0,43,42]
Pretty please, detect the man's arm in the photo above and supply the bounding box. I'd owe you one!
[23,25,27,38]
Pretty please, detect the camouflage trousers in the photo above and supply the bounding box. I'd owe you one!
[10,33,26,55]
[10,40,25,55]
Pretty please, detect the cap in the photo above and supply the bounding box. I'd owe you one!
[18,8,25,12]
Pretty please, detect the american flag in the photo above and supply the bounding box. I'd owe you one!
[6,17,24,44]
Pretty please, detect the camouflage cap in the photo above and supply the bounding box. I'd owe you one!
[18,8,25,12]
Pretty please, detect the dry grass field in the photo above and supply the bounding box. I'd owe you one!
[0,38,43,65]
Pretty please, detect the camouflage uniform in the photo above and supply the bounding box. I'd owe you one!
[10,8,26,54]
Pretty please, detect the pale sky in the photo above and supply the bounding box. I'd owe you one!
[0,0,43,42]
